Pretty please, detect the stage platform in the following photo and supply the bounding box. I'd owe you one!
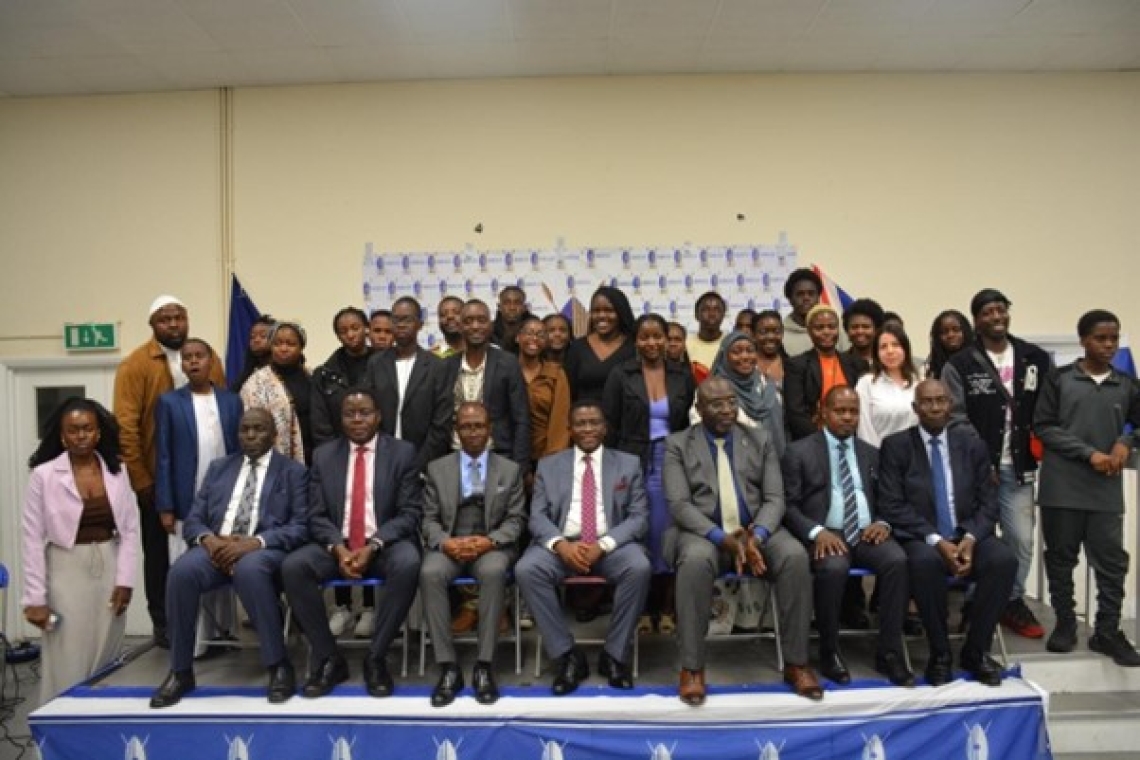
[29,620,1053,760]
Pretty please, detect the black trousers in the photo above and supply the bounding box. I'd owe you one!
[1041,506,1129,633]
[138,497,169,631]
[813,537,908,657]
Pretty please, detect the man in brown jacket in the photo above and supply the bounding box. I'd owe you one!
[114,295,225,647]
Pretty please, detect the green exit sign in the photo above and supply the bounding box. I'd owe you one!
[64,323,118,352]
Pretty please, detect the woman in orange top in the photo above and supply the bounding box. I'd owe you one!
[784,304,862,441]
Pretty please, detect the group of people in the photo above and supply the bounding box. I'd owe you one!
[19,270,1140,711]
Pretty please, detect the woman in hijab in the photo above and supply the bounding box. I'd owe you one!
[708,331,786,457]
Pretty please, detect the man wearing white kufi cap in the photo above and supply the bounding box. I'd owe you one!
[114,294,225,647]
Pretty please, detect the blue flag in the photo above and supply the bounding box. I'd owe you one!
[226,275,261,390]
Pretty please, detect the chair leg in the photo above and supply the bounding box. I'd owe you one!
[770,584,784,672]
[513,585,522,676]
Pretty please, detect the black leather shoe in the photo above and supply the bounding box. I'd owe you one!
[924,652,953,687]
[472,662,500,705]
[597,650,634,690]
[302,654,349,698]
[364,657,394,697]
[875,651,915,688]
[819,650,851,685]
[430,663,464,708]
[267,661,296,704]
[552,648,588,696]
[150,670,195,709]
[960,649,1003,687]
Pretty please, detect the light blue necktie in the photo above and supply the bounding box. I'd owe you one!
[930,437,955,539]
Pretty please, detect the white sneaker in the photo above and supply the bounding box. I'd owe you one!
[354,608,375,638]
[329,605,355,637]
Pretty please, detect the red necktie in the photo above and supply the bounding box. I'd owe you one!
[348,446,368,550]
[580,454,598,544]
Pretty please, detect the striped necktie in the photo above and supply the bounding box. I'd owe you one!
[837,440,860,545]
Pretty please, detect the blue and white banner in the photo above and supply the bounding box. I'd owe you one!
[32,678,1050,760]
[361,236,800,348]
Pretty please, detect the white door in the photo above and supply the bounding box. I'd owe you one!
[0,357,150,639]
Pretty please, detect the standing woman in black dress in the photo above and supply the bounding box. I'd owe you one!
[563,286,637,402]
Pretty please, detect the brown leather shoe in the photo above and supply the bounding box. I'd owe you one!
[451,606,478,635]
[783,665,823,701]
[679,668,706,706]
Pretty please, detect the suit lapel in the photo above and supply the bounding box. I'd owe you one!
[177,388,199,450]
[690,428,717,504]
[482,351,498,402]
[948,433,972,519]
[215,455,244,530]
[813,434,833,493]
[371,436,391,522]
[482,453,499,525]
[328,440,351,524]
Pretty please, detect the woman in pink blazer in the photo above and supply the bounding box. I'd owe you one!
[22,398,140,704]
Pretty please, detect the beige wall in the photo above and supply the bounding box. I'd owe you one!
[2,73,1137,362]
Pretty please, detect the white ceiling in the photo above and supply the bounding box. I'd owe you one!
[1,0,1138,97]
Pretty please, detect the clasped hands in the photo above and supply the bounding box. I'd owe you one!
[442,535,495,564]
[555,539,605,575]
[936,535,975,578]
[1090,442,1131,477]
[201,534,261,575]
[332,544,376,579]
[721,528,767,577]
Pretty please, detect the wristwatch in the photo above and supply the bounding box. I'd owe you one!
[367,537,384,552]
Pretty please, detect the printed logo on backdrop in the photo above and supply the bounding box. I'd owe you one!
[330,735,355,760]
[122,735,149,760]
[965,723,990,760]
[361,235,799,348]
[226,735,254,760]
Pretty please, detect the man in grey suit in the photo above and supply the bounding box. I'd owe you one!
[420,402,527,707]
[516,400,651,695]
[782,386,913,687]
[664,378,820,705]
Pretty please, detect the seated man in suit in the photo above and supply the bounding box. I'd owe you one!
[281,387,423,698]
[420,401,527,707]
[150,407,309,707]
[516,400,651,695]
[782,386,913,687]
[664,377,820,705]
[878,379,1017,686]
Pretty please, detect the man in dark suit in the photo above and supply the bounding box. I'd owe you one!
[281,387,423,698]
[440,299,531,469]
[782,386,913,687]
[516,400,651,695]
[664,377,819,705]
[365,296,452,471]
[878,379,1017,687]
[419,402,527,707]
[150,408,310,708]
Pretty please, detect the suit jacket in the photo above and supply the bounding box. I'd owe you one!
[783,350,863,441]
[155,385,243,520]
[364,347,451,470]
[877,426,998,543]
[528,447,648,549]
[421,452,526,551]
[307,434,423,548]
[441,348,531,468]
[114,337,226,491]
[781,431,880,544]
[182,450,309,552]
[602,357,695,464]
[664,423,785,543]
[21,453,140,607]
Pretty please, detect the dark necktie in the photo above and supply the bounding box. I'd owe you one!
[348,446,368,550]
[836,440,860,545]
[580,454,598,543]
[231,458,258,536]
[930,436,955,539]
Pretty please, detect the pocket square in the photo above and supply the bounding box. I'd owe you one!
[614,478,629,492]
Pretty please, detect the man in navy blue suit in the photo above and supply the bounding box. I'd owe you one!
[150,407,310,707]
[878,379,1016,687]
[154,338,244,650]
[281,387,423,699]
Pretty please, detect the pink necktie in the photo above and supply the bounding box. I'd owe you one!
[348,446,368,550]
[580,454,598,544]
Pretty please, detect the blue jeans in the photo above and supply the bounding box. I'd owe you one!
[998,464,1037,602]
